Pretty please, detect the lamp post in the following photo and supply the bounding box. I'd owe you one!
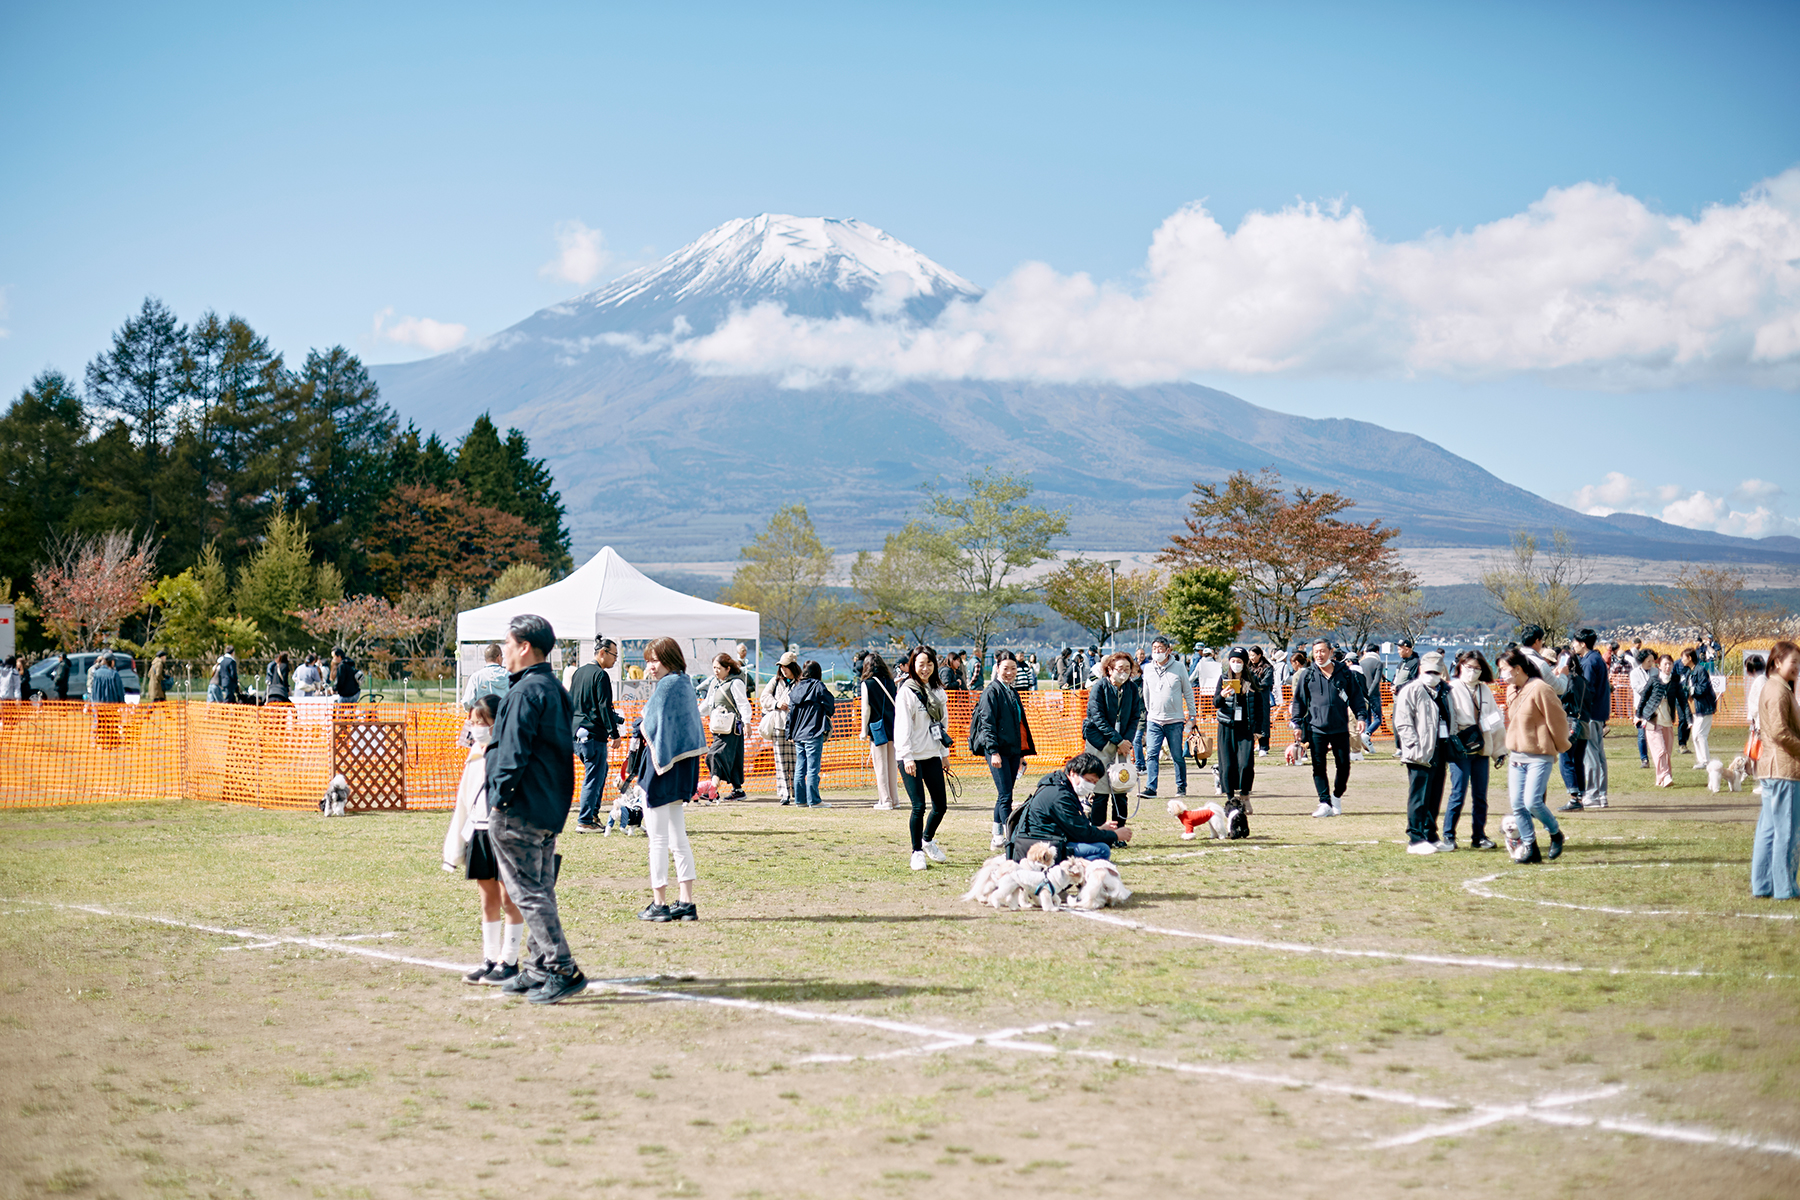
[1103,560,1121,646]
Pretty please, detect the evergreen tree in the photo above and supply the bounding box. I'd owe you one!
[184,312,292,566]
[453,414,571,573]
[391,423,456,490]
[294,347,395,586]
[235,501,345,650]
[0,371,91,587]
[84,296,187,532]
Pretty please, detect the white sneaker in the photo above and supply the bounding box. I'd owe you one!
[1312,803,1335,818]
[1407,841,1437,855]
[873,800,895,809]
[1256,748,1268,758]
[1351,751,1365,762]
[1434,840,1455,852]
[1331,804,1341,816]
[924,840,947,863]
[990,833,1006,850]
[910,850,928,871]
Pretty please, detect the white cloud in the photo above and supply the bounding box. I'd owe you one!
[371,307,468,353]
[540,219,610,286]
[655,168,1800,390]
[1570,473,1800,538]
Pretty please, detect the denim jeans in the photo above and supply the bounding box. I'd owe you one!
[1559,743,1585,797]
[988,752,1023,825]
[1066,841,1113,860]
[1142,720,1187,794]
[575,737,609,826]
[794,735,825,807]
[1508,751,1561,845]
[1445,753,1489,842]
[1582,720,1608,802]
[1751,778,1799,900]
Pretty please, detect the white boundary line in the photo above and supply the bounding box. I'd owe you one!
[13,896,1800,1162]
[1463,862,1798,921]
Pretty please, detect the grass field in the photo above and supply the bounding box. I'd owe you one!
[2,727,1796,1200]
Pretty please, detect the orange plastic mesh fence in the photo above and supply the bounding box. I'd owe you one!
[0,679,1759,810]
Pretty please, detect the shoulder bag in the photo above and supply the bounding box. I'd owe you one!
[867,678,896,746]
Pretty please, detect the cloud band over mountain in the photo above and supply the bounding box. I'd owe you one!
[648,169,1800,391]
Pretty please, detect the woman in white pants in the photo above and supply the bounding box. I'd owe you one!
[629,637,706,922]
[860,652,899,809]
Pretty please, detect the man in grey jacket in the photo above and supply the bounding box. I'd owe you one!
[1137,636,1194,799]
[487,614,586,1004]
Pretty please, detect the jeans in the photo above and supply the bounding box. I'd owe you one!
[1307,730,1352,805]
[1405,751,1449,845]
[1507,751,1561,846]
[1559,744,1585,797]
[903,756,948,850]
[1445,753,1489,843]
[487,807,576,975]
[644,800,696,889]
[1066,841,1113,860]
[575,737,609,826]
[1582,720,1609,802]
[1751,778,1799,900]
[988,752,1023,826]
[1133,723,1147,774]
[1142,720,1187,794]
[794,735,825,807]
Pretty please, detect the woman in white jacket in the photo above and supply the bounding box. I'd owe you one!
[759,654,801,805]
[440,696,524,985]
[1443,650,1504,850]
[698,653,753,801]
[894,645,951,871]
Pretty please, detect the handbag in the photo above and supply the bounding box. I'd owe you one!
[1745,732,1763,764]
[709,709,736,735]
[1454,724,1484,755]
[868,679,895,747]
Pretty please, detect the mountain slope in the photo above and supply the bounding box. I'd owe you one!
[372,215,1800,566]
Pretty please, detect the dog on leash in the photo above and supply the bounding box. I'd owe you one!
[1069,858,1131,909]
[985,843,1061,910]
[1168,799,1227,840]
[1724,756,1750,793]
[319,773,350,817]
[961,854,1018,904]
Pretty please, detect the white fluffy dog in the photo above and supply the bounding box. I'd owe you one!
[319,773,350,817]
[961,854,1018,904]
[1168,798,1227,840]
[1070,858,1131,909]
[1706,758,1726,793]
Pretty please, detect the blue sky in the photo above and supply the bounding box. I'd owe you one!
[3,1,1797,534]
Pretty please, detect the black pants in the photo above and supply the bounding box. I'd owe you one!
[1406,750,1450,845]
[1088,790,1129,826]
[1220,723,1256,798]
[989,752,1023,826]
[1308,730,1352,805]
[902,757,948,851]
[708,730,744,788]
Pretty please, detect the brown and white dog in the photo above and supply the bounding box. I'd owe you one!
[1069,858,1131,909]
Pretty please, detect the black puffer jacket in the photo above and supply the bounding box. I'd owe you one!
[1082,678,1143,747]
[969,678,1035,757]
[1010,770,1120,856]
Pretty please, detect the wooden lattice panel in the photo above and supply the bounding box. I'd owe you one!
[332,719,407,811]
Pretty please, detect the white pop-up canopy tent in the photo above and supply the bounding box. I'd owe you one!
[455,547,759,686]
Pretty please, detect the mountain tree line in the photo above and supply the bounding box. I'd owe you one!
[0,297,571,655]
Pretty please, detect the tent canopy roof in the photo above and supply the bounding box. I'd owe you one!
[455,547,758,645]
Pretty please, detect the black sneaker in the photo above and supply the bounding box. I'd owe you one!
[501,968,547,995]
[464,960,497,985]
[637,903,671,922]
[483,962,519,985]
[1136,789,1157,799]
[1547,832,1565,861]
[1471,837,1497,850]
[529,969,588,1005]
[669,902,698,922]
[1558,799,1585,812]
[727,789,746,801]
[1520,840,1543,864]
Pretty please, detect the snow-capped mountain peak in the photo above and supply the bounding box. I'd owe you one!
[555,214,982,333]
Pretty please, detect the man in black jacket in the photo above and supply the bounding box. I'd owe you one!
[330,648,360,703]
[487,614,586,1004]
[1291,639,1369,818]
[570,639,622,833]
[971,655,1037,849]
[1009,753,1134,860]
[53,652,71,700]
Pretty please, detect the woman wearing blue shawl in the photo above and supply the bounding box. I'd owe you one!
[627,637,707,922]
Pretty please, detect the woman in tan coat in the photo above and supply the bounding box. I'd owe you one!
[1498,647,1570,864]
[1751,640,1800,900]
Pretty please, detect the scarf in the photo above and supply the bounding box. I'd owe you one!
[641,671,707,776]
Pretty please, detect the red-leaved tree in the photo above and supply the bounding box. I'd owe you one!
[32,530,158,650]
[363,482,543,597]
[291,595,435,659]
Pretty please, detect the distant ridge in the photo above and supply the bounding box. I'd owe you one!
[373,215,1800,567]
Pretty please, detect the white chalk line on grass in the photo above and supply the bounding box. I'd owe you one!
[1116,839,1382,864]
[1463,863,1798,921]
[18,896,1800,1163]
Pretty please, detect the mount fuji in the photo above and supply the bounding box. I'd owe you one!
[372,215,1800,566]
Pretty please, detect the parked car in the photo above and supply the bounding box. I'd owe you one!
[27,652,142,699]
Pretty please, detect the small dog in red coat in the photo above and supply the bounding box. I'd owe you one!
[1168,799,1227,840]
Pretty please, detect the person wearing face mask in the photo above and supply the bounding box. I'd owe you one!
[1443,651,1503,850]
[1214,647,1266,807]
[1635,653,1688,789]
[1291,639,1370,817]
[1081,651,1144,826]
[1497,647,1570,863]
[1393,650,1466,854]
[1008,752,1136,861]
[442,695,528,985]
[1137,636,1195,800]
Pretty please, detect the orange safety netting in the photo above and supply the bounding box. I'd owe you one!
[0,678,1759,811]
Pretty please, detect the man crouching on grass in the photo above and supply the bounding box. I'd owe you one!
[488,614,587,1004]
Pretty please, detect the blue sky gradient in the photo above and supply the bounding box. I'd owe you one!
[3,1,1796,530]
